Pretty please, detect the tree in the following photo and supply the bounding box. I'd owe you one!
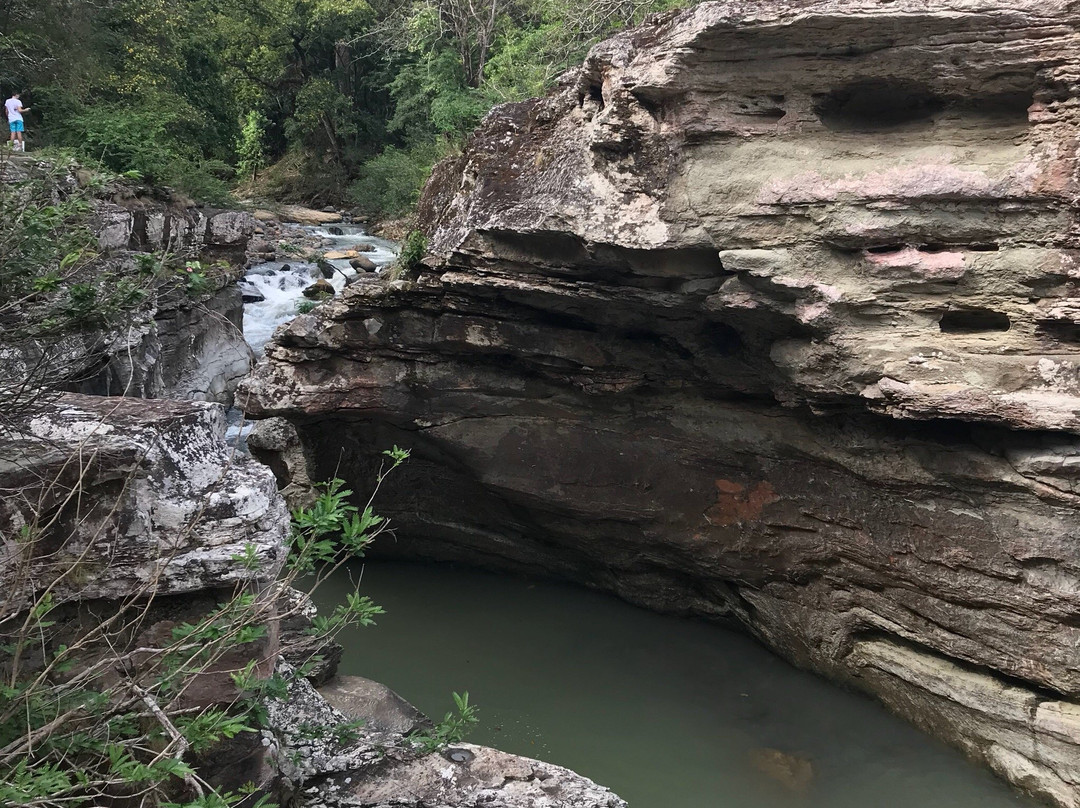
[237,110,269,182]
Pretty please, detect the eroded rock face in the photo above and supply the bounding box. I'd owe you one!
[0,394,288,794]
[0,394,287,606]
[241,2,1080,804]
[1,161,255,406]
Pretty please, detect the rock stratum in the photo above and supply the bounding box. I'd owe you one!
[242,2,1080,805]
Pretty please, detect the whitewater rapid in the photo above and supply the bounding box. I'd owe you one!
[241,225,397,355]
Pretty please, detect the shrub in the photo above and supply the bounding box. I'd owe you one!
[58,100,232,203]
[399,230,428,272]
[348,141,447,220]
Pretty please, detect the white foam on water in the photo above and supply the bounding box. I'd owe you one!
[241,225,398,355]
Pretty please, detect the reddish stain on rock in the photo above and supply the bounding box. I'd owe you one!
[704,480,779,526]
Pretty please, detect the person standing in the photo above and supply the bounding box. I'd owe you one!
[6,92,30,152]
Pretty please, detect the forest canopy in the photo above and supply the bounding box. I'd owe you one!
[1,0,690,211]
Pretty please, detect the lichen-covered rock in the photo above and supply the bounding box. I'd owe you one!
[240,2,1080,805]
[0,394,286,606]
[0,393,290,797]
[319,742,629,808]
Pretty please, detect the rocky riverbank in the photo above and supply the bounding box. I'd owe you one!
[239,2,1080,805]
[0,393,627,806]
[0,159,625,806]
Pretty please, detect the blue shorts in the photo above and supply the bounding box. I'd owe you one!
[9,120,23,133]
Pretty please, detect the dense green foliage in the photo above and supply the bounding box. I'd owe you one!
[3,0,690,209]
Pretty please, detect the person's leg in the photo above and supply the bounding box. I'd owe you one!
[13,121,24,151]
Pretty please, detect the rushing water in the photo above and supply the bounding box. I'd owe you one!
[241,224,397,355]
[316,561,1036,808]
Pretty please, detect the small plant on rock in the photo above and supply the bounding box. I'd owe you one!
[182,261,212,296]
[407,691,479,754]
[399,230,427,273]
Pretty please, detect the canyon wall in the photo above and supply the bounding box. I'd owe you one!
[1,160,627,806]
[241,1,1080,804]
[1,157,255,406]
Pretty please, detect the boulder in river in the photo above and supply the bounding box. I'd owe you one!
[349,255,377,272]
[324,249,358,260]
[328,226,345,235]
[302,279,335,299]
[316,258,338,279]
[278,205,342,225]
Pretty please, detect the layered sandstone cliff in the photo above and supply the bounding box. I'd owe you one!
[241,2,1080,805]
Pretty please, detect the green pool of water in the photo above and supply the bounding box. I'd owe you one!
[315,561,1035,808]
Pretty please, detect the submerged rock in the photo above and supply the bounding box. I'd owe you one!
[240,1,1080,804]
[750,748,814,794]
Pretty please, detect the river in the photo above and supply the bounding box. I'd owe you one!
[241,224,398,355]
[314,561,1035,808]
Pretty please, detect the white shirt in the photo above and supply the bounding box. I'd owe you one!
[5,98,23,122]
